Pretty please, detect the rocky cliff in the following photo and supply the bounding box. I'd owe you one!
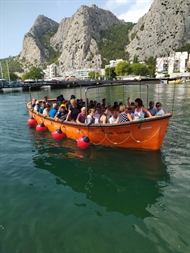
[19,1,190,73]
[19,4,124,73]
[50,4,124,73]
[125,0,190,61]
[19,15,59,66]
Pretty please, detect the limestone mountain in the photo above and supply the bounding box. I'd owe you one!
[19,4,124,73]
[50,4,124,73]
[19,15,59,66]
[126,0,190,61]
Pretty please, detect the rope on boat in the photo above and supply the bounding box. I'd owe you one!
[130,126,161,143]
[105,132,131,145]
[90,135,107,145]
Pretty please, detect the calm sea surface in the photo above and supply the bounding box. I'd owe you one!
[0,83,190,253]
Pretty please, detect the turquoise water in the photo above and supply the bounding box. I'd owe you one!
[0,83,190,253]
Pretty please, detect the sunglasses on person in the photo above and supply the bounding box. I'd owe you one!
[156,104,161,108]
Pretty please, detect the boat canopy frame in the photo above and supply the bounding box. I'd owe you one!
[84,81,149,108]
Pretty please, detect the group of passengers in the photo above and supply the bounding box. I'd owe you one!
[30,94,165,124]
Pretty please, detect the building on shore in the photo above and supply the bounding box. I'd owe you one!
[156,52,190,79]
[43,64,58,79]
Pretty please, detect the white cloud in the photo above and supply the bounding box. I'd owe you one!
[104,0,132,10]
[104,0,154,23]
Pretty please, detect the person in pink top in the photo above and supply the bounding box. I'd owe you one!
[76,107,86,124]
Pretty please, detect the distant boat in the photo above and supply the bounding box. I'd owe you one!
[168,80,183,84]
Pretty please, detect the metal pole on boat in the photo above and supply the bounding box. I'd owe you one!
[80,84,82,99]
[146,85,149,108]
[171,82,176,115]
[29,86,32,102]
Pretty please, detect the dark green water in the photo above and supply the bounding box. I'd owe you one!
[0,83,190,253]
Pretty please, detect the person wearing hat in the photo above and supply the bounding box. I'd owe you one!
[147,101,157,116]
[54,105,68,121]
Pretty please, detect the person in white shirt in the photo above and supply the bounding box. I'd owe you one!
[94,107,102,124]
[109,108,118,123]
[156,102,165,115]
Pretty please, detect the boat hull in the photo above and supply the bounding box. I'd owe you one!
[28,106,171,150]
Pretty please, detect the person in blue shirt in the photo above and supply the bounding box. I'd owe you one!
[39,101,46,114]
[148,101,157,116]
[49,103,58,118]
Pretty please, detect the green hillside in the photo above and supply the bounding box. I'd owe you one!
[0,57,23,78]
[37,28,61,67]
[99,23,135,67]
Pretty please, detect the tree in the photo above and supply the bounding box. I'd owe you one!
[104,67,116,79]
[133,55,139,63]
[22,67,44,80]
[115,61,131,76]
[88,71,101,80]
[4,72,19,81]
[145,57,156,77]
[130,63,149,76]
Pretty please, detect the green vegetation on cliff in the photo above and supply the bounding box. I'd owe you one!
[0,57,23,79]
[176,43,190,54]
[99,23,135,67]
[37,28,61,67]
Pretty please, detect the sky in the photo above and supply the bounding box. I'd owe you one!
[0,0,154,59]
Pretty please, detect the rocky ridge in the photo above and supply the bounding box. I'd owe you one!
[19,15,59,66]
[19,4,124,73]
[50,4,124,73]
[126,0,190,61]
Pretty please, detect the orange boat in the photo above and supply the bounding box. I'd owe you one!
[27,81,172,150]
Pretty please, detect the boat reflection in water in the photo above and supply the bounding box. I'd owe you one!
[30,129,170,219]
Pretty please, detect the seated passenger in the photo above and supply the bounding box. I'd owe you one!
[86,108,95,125]
[57,94,65,104]
[109,108,118,123]
[49,103,58,118]
[107,104,112,119]
[147,101,157,116]
[65,98,80,122]
[34,100,40,112]
[117,104,132,123]
[54,105,68,121]
[101,98,107,109]
[133,98,152,120]
[43,103,51,117]
[99,107,109,124]
[156,102,165,115]
[94,107,102,124]
[39,102,46,114]
[31,98,36,108]
[112,101,118,110]
[44,96,49,104]
[76,107,86,124]
[127,107,134,118]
